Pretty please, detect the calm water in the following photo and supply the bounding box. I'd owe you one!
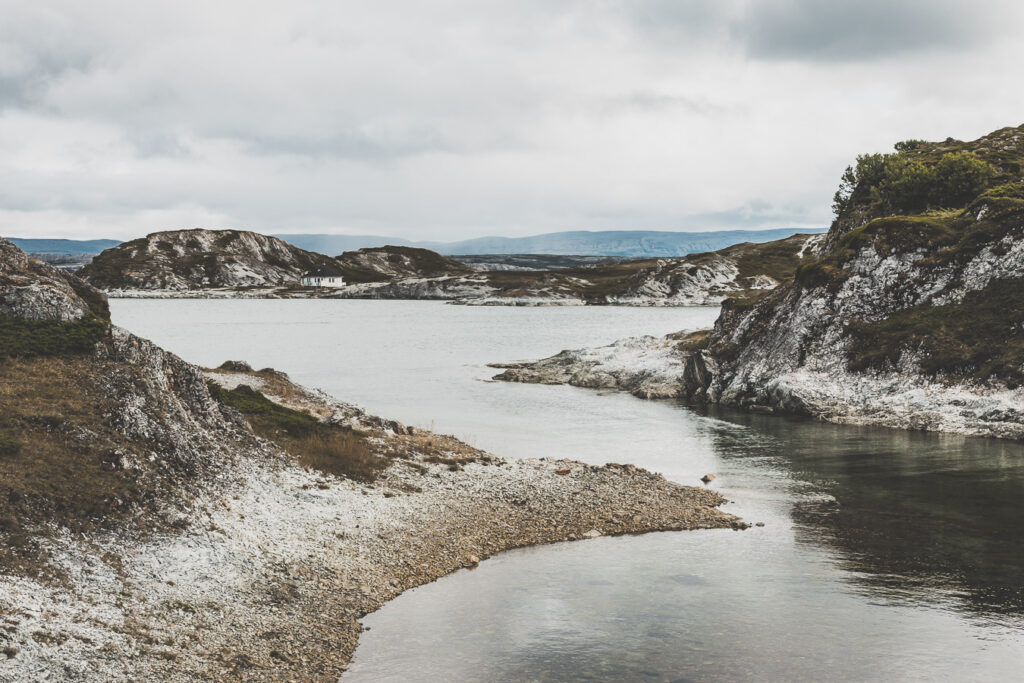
[111,300,1024,682]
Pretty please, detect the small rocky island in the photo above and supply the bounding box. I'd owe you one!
[76,227,823,306]
[0,238,741,680]
[495,125,1024,440]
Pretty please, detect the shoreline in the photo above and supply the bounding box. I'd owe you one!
[2,363,744,681]
[490,333,1024,441]
[100,287,728,306]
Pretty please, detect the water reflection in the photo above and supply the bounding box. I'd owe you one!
[348,406,1024,682]
[697,406,1024,621]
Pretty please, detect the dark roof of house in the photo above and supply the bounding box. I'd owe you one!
[302,266,344,278]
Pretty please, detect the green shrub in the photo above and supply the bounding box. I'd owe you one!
[894,139,926,152]
[833,151,995,218]
[933,152,996,207]
[976,182,1024,201]
[0,315,109,359]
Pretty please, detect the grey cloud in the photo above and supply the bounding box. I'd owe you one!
[234,130,450,162]
[616,0,1019,62]
[0,1,1019,241]
[0,7,100,109]
[617,0,733,37]
[692,200,817,228]
[605,92,739,117]
[0,46,94,110]
[734,0,1008,61]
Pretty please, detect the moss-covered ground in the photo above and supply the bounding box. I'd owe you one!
[846,278,1024,387]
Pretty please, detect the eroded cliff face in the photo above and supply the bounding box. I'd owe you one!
[78,229,339,290]
[0,239,106,322]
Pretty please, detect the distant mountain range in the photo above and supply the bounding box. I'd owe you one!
[5,228,827,260]
[3,237,122,255]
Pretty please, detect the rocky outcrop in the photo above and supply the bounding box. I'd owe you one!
[335,245,475,283]
[0,238,107,322]
[460,233,823,306]
[327,232,821,305]
[78,229,339,290]
[491,335,692,398]
[494,125,1024,440]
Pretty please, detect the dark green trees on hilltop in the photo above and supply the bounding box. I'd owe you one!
[833,147,995,218]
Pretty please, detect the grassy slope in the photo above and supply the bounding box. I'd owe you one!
[0,353,169,574]
[0,272,111,360]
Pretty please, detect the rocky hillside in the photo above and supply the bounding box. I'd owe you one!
[334,245,475,283]
[1,239,737,679]
[536,233,821,306]
[337,232,822,305]
[78,229,339,290]
[451,254,626,271]
[79,227,820,306]
[495,124,1024,439]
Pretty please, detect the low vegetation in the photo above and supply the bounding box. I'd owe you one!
[846,278,1024,387]
[833,150,995,218]
[207,383,387,481]
[668,329,711,353]
[0,267,111,359]
[0,354,157,574]
[732,236,809,282]
[831,127,1014,222]
[795,186,1024,291]
[0,315,109,359]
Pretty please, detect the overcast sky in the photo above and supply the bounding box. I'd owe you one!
[2,0,1023,241]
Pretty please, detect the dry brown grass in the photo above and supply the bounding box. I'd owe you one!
[667,329,711,353]
[0,355,153,575]
[382,430,490,470]
[271,426,386,482]
[206,382,387,482]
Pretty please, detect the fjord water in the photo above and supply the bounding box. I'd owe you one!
[111,300,1024,682]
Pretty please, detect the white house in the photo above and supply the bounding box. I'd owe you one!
[300,266,345,288]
